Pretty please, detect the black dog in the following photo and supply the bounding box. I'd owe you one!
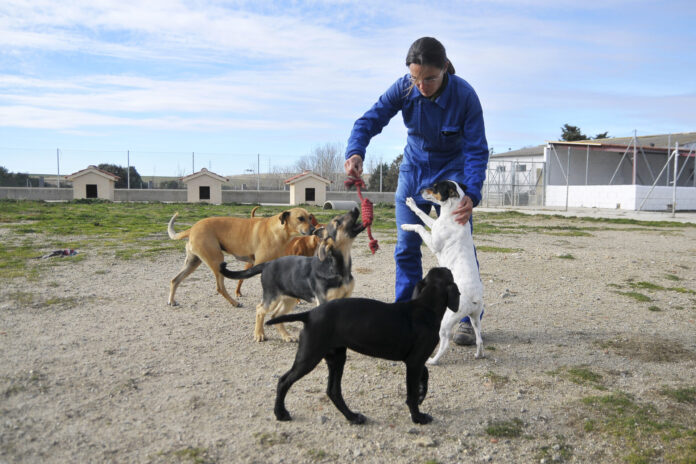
[219,208,366,342]
[266,267,460,424]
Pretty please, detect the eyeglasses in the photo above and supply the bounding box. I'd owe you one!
[409,70,444,86]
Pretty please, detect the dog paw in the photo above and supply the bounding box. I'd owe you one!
[349,413,367,425]
[275,409,292,421]
[426,357,439,366]
[411,412,433,424]
[282,335,298,343]
[475,351,485,359]
[254,333,266,342]
[405,197,417,210]
[400,224,417,232]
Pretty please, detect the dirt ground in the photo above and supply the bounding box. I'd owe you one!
[1,212,696,463]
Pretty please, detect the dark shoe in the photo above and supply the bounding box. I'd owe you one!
[453,322,476,346]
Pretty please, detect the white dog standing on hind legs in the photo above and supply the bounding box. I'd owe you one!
[400,179,485,364]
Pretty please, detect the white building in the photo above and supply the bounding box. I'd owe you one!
[66,165,119,201]
[488,132,696,211]
[285,171,331,206]
[181,168,228,204]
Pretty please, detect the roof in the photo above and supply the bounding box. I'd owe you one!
[491,131,696,159]
[284,171,331,185]
[490,145,545,159]
[180,168,228,183]
[66,165,120,181]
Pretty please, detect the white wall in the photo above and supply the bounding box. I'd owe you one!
[547,185,696,211]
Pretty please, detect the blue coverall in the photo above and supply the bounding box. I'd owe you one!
[346,73,489,309]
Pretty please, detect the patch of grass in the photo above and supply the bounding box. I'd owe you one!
[254,431,289,447]
[660,387,696,405]
[667,286,696,295]
[557,253,575,259]
[544,230,593,237]
[5,291,35,307]
[482,371,509,388]
[566,366,605,389]
[156,447,213,464]
[664,273,682,281]
[485,418,524,438]
[630,281,666,291]
[578,391,696,463]
[614,291,652,302]
[2,370,47,398]
[535,435,573,463]
[648,306,662,312]
[597,337,696,363]
[43,296,80,308]
[476,245,521,253]
[306,447,340,462]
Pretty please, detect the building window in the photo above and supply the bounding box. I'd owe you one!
[199,186,210,200]
[305,187,315,202]
[86,184,98,198]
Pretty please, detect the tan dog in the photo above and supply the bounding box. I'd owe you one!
[167,208,315,307]
[234,207,323,297]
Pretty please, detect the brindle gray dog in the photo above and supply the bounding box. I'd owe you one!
[219,208,365,342]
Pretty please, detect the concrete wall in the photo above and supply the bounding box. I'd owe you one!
[546,185,696,211]
[327,191,395,204]
[0,187,73,201]
[0,187,396,205]
[114,189,187,202]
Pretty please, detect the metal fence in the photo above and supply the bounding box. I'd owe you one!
[482,160,546,208]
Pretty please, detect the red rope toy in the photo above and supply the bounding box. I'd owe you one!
[344,176,379,254]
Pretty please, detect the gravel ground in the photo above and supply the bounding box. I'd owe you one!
[1,212,696,463]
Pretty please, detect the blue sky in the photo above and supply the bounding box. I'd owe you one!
[1,0,694,177]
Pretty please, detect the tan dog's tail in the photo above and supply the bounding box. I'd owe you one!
[250,206,260,218]
[167,212,191,240]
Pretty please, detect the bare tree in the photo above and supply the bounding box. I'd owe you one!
[295,142,346,191]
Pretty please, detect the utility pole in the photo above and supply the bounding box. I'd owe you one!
[192,152,195,174]
[56,148,60,188]
[257,153,260,191]
[127,150,130,190]
[672,142,679,217]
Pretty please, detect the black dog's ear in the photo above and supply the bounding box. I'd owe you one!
[446,282,460,312]
[280,211,290,224]
[411,279,426,299]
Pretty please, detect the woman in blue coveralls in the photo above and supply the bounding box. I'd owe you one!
[344,37,489,346]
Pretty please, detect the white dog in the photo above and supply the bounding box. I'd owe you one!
[400,180,484,364]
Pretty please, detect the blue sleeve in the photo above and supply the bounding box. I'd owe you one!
[460,89,489,207]
[345,78,405,160]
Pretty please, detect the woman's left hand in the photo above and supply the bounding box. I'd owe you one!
[453,195,474,225]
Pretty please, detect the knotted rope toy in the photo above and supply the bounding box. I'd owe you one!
[344,176,379,254]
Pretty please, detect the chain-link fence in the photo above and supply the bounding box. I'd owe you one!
[482,160,546,207]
